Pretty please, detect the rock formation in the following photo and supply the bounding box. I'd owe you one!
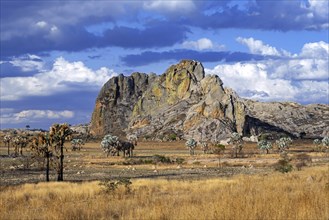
[90,60,329,141]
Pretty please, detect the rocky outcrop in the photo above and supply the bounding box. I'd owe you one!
[90,72,157,137]
[90,60,329,140]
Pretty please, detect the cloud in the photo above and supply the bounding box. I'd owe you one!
[236,37,291,57]
[7,54,44,72]
[206,63,298,101]
[1,1,327,58]
[121,49,266,66]
[0,109,74,124]
[182,38,225,51]
[300,41,329,58]
[143,0,196,13]
[100,23,189,48]
[0,57,117,100]
[308,0,329,19]
[188,0,329,31]
[1,22,189,58]
[205,41,329,104]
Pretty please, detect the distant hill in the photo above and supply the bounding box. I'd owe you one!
[90,60,329,141]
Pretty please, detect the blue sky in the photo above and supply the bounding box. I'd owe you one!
[1,0,328,129]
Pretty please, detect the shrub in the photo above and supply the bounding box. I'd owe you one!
[293,153,312,171]
[152,154,172,164]
[275,159,293,173]
[168,134,177,141]
[213,144,225,154]
[175,157,185,164]
[99,178,132,194]
[274,152,292,173]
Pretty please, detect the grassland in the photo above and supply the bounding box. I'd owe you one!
[1,165,328,220]
[0,139,328,219]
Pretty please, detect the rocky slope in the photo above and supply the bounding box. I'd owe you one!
[90,60,329,141]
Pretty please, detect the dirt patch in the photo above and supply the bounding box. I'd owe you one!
[0,140,328,185]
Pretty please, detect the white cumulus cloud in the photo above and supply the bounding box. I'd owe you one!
[143,0,195,13]
[308,0,329,19]
[300,41,329,58]
[8,54,44,72]
[236,37,291,57]
[0,109,74,124]
[0,57,118,101]
[182,38,224,51]
[205,41,329,104]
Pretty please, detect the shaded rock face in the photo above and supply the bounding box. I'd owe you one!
[90,72,156,137]
[90,60,329,140]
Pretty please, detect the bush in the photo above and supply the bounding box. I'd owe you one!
[152,155,172,164]
[168,134,177,141]
[99,178,132,194]
[213,144,225,154]
[275,152,293,173]
[275,159,293,173]
[175,157,185,164]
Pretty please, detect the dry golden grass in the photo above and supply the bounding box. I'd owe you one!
[1,165,328,220]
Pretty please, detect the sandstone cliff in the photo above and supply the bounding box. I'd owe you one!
[90,60,329,140]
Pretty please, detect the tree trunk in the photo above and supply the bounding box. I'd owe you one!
[46,152,50,182]
[7,144,10,155]
[57,145,64,181]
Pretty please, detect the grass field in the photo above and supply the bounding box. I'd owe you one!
[1,139,328,219]
[1,165,328,220]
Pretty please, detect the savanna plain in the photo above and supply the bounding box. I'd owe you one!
[1,140,329,219]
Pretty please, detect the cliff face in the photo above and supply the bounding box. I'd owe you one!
[90,60,329,140]
[90,72,157,137]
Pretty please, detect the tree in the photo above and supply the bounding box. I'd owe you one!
[213,143,225,167]
[257,140,272,154]
[30,133,53,182]
[71,138,84,151]
[230,132,243,158]
[101,134,121,156]
[3,134,12,155]
[200,141,209,154]
[313,139,322,152]
[185,139,197,155]
[49,123,72,181]
[276,137,292,153]
[322,136,329,151]
[12,135,28,156]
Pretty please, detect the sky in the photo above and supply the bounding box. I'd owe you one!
[0,0,328,130]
